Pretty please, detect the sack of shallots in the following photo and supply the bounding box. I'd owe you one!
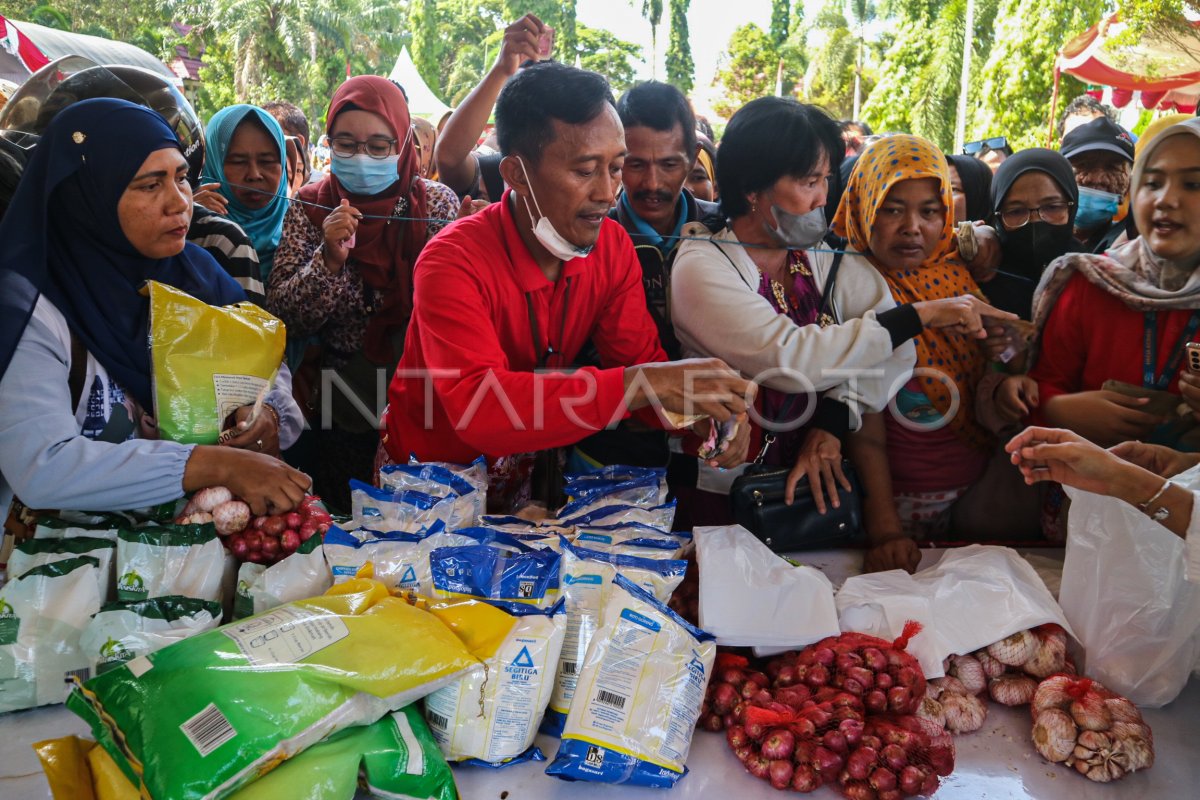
[1030,675,1153,783]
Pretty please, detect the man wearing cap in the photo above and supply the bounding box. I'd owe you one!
[1060,116,1136,254]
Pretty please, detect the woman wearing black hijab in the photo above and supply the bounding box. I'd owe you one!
[978,149,1079,319]
[946,154,993,222]
[0,98,308,516]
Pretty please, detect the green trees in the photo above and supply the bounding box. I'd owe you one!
[665,0,693,93]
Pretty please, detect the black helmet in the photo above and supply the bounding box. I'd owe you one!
[0,56,206,185]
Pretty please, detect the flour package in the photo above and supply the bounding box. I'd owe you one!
[349,480,459,533]
[558,478,668,520]
[424,599,567,766]
[545,574,715,788]
[380,460,485,528]
[429,534,561,609]
[80,596,222,676]
[320,524,486,596]
[10,536,116,600]
[573,526,691,560]
[558,502,677,532]
[115,524,225,603]
[0,556,101,713]
[563,467,667,504]
[233,534,332,619]
[542,540,687,737]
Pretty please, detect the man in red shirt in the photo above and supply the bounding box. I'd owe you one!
[383,61,752,504]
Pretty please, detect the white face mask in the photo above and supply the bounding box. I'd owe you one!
[515,157,594,262]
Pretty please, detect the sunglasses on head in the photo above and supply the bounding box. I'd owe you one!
[963,136,1007,155]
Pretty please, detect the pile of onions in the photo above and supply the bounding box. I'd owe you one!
[176,488,331,565]
[700,625,952,795]
[1030,675,1153,783]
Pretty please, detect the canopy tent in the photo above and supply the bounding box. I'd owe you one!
[387,46,451,120]
[1051,12,1200,140]
[0,15,178,87]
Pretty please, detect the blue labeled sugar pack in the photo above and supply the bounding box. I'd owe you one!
[429,534,561,607]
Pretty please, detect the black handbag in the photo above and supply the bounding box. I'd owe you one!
[729,248,866,551]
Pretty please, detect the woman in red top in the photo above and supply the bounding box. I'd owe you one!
[1027,119,1200,451]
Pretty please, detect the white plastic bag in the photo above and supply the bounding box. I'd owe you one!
[695,525,840,649]
[0,556,100,712]
[1059,479,1200,707]
[10,536,116,600]
[80,595,222,675]
[115,524,226,603]
[836,545,1073,678]
[350,480,458,533]
[234,539,333,619]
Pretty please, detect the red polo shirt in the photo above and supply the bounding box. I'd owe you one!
[383,191,667,464]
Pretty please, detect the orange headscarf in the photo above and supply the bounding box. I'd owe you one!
[832,134,990,450]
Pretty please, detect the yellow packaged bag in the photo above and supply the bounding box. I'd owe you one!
[66,577,480,800]
[145,280,285,444]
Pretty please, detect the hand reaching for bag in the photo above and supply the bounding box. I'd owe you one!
[786,428,851,513]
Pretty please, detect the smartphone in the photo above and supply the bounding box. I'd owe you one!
[1186,342,1200,373]
[537,26,555,59]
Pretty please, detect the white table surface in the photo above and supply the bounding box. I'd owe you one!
[3,548,1196,800]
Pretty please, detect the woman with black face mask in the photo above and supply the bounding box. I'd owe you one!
[980,150,1079,319]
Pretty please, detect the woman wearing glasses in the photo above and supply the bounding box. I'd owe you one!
[267,75,459,509]
[979,150,1079,320]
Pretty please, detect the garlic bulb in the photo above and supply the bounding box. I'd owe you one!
[1104,697,1142,726]
[1068,730,1130,783]
[940,691,987,734]
[972,648,1006,679]
[1070,696,1113,732]
[1032,708,1077,762]
[1031,674,1074,719]
[929,676,967,696]
[915,691,946,728]
[988,674,1038,706]
[947,654,987,695]
[1020,626,1067,678]
[987,629,1039,667]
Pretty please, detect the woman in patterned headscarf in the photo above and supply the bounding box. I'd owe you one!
[832,134,1015,571]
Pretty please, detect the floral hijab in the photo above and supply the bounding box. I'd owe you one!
[833,134,990,450]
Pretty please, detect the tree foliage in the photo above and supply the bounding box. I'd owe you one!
[769,0,790,46]
[712,23,778,119]
[972,0,1107,149]
[665,0,694,93]
[574,24,643,91]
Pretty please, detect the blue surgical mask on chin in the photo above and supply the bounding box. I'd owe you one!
[515,156,594,262]
[1074,186,1121,230]
[331,154,401,196]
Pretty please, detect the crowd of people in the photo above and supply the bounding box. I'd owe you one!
[2,12,1199,573]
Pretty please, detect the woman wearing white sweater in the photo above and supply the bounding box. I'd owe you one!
[669,98,1007,559]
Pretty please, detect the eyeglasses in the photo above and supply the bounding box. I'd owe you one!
[963,136,1008,155]
[327,135,398,159]
[997,202,1074,229]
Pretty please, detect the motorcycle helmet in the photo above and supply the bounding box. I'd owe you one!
[0,56,206,185]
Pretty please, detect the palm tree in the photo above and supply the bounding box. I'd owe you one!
[847,0,875,119]
[634,0,664,79]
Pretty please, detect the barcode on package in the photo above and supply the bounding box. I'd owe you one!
[63,667,91,685]
[426,710,449,730]
[562,661,578,676]
[596,689,626,709]
[181,703,237,756]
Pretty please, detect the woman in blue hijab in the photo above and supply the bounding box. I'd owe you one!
[0,98,308,516]
[195,105,290,277]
